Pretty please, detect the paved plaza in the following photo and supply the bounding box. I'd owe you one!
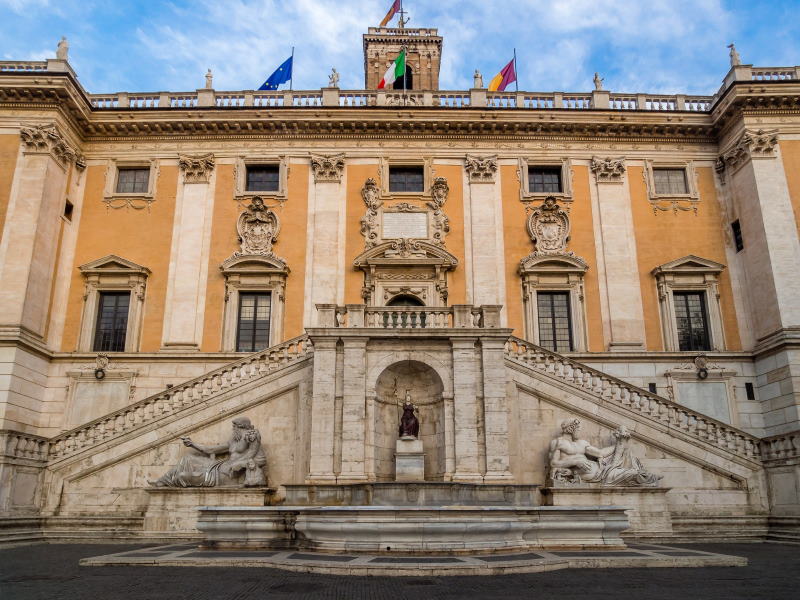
[1,542,798,599]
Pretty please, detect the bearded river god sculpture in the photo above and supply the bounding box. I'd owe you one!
[150,417,267,487]
[548,418,662,487]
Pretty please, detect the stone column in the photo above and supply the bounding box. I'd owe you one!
[464,156,507,310]
[339,336,368,481]
[451,337,482,481]
[481,337,513,481]
[306,336,337,482]
[442,393,455,480]
[161,155,216,351]
[590,157,646,351]
[305,155,346,327]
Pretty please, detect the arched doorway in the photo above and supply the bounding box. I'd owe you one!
[374,360,444,481]
[392,64,414,90]
[386,294,424,307]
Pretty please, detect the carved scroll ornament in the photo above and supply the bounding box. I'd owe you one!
[360,178,383,248]
[427,177,450,246]
[310,154,345,183]
[590,156,626,182]
[178,153,215,183]
[525,196,571,256]
[465,155,498,183]
[717,129,779,175]
[20,123,84,169]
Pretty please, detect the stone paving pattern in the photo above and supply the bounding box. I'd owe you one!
[1,543,799,599]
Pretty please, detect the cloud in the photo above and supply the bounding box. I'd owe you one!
[0,0,796,97]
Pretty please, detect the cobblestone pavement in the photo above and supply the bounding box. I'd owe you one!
[1,542,798,600]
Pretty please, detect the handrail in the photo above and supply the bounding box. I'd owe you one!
[504,336,762,461]
[48,334,313,461]
[761,431,800,462]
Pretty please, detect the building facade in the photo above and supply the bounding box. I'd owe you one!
[0,27,799,543]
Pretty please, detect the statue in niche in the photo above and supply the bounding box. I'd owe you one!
[150,417,267,487]
[548,418,662,487]
[398,390,420,438]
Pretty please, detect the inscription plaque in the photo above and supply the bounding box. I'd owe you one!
[382,212,428,239]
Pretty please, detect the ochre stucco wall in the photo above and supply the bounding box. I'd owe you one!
[61,164,177,351]
[628,165,742,351]
[0,134,20,244]
[781,140,800,238]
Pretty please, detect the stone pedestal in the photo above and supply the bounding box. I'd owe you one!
[542,486,673,539]
[395,437,425,481]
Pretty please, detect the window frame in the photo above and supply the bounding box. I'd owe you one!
[93,291,132,352]
[245,164,281,193]
[535,290,574,352]
[235,291,273,353]
[78,255,150,353]
[519,254,588,352]
[388,165,425,193]
[643,160,699,209]
[518,158,573,203]
[380,157,433,197]
[672,290,711,352]
[104,159,158,204]
[652,255,726,352]
[234,156,288,198]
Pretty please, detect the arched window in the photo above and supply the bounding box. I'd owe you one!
[393,65,414,90]
[386,294,425,307]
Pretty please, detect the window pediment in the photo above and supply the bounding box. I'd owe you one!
[220,254,289,275]
[519,254,588,275]
[651,255,725,277]
[79,254,151,276]
[353,239,458,268]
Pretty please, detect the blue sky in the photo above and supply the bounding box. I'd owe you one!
[1,0,798,95]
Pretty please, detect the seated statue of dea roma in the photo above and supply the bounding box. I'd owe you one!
[150,417,267,487]
[548,417,662,487]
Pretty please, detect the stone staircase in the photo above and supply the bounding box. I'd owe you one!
[47,334,313,462]
[504,336,762,463]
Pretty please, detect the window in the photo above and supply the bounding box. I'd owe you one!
[116,167,150,194]
[389,166,424,193]
[732,220,744,252]
[236,292,272,352]
[653,168,688,195]
[529,167,562,193]
[63,199,74,221]
[246,165,280,192]
[392,65,413,90]
[536,292,573,352]
[93,292,130,352]
[673,291,710,351]
[648,383,657,394]
[745,382,755,400]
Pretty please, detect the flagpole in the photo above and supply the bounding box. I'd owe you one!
[290,46,295,91]
[513,48,518,92]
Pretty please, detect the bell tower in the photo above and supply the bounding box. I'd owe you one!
[363,26,443,90]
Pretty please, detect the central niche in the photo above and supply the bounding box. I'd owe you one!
[374,361,445,481]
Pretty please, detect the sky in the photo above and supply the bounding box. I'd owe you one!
[1,0,798,96]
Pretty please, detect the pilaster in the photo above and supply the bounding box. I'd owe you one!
[161,155,216,351]
[307,336,337,482]
[481,337,513,481]
[339,336,368,481]
[590,157,646,351]
[451,337,482,481]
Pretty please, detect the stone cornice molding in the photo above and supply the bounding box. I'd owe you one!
[465,155,497,183]
[310,153,345,183]
[178,153,215,183]
[590,156,626,182]
[19,122,84,168]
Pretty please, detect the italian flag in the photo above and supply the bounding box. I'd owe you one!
[377,49,406,89]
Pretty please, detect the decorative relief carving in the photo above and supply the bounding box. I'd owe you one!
[465,155,498,183]
[20,123,82,168]
[718,129,779,174]
[310,154,345,183]
[230,197,285,265]
[590,156,626,182]
[360,177,383,248]
[427,177,450,246]
[178,153,215,183]
[524,196,572,257]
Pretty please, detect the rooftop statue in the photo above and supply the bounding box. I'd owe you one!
[593,72,604,91]
[56,37,68,61]
[473,69,484,89]
[328,67,340,88]
[728,43,742,67]
[548,418,662,487]
[150,416,267,487]
[205,68,213,89]
[398,390,420,438]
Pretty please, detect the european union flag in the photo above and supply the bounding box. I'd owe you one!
[258,56,293,91]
